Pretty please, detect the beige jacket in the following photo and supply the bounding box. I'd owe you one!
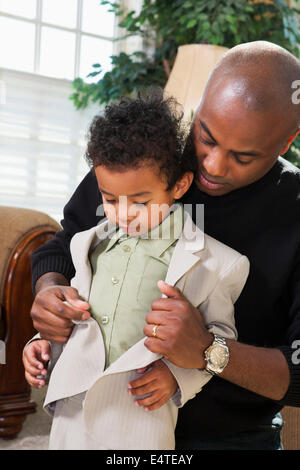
[40,211,249,449]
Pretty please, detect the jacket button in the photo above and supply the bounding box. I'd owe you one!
[122,244,131,252]
[111,276,119,284]
[101,316,109,325]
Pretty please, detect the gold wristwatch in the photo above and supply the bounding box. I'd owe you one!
[204,334,229,375]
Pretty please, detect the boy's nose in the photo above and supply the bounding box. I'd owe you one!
[117,207,137,226]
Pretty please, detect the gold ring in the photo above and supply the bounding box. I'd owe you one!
[152,324,158,337]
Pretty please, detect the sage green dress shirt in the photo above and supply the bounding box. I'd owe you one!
[88,204,184,368]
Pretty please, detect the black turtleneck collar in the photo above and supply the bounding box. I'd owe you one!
[181,157,284,207]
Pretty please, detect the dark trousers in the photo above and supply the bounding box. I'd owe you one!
[175,413,283,450]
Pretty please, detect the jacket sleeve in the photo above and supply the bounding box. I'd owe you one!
[163,254,250,408]
[31,169,103,293]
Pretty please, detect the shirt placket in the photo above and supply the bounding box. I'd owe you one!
[104,236,138,364]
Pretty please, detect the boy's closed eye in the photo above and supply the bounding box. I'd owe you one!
[105,199,150,206]
[134,201,150,207]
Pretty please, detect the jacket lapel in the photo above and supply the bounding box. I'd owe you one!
[70,218,116,300]
[165,211,205,288]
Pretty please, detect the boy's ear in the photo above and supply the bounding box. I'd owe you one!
[172,172,194,199]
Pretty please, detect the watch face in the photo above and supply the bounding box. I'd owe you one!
[208,344,228,369]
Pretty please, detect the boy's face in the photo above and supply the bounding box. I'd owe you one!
[95,164,192,236]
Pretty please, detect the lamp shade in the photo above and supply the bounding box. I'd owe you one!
[164,44,228,121]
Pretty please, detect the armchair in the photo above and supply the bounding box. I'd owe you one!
[0,206,60,439]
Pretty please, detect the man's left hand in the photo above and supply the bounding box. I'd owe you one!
[143,280,213,369]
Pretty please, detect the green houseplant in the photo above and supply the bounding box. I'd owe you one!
[70,0,300,164]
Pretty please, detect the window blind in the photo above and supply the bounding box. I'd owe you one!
[0,68,99,222]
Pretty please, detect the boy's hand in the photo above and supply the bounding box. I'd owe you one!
[128,359,178,411]
[23,340,51,388]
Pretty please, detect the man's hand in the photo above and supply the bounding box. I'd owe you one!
[31,273,90,343]
[128,359,178,411]
[143,280,213,369]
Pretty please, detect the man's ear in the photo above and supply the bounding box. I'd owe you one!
[280,129,300,155]
[172,172,194,200]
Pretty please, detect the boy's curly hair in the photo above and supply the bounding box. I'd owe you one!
[85,88,197,190]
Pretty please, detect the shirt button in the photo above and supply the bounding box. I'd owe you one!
[122,244,131,253]
[111,276,119,284]
[101,316,109,325]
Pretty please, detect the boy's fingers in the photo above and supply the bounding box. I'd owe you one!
[25,371,45,388]
[134,391,166,408]
[23,357,45,377]
[128,369,156,389]
[24,347,44,370]
[136,366,150,374]
[39,340,51,361]
[128,380,157,397]
[143,396,168,411]
[31,344,47,366]
[23,341,49,371]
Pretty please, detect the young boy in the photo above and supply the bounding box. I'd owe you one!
[23,90,249,450]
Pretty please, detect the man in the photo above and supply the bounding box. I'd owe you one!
[30,41,300,449]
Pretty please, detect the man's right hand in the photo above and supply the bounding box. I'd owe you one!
[31,273,90,343]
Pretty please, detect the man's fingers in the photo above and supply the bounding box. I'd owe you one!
[145,310,172,326]
[35,305,73,328]
[64,294,90,312]
[30,285,90,344]
[150,296,188,313]
[46,298,88,321]
[34,287,90,321]
[157,280,183,299]
[144,337,168,357]
[32,310,73,343]
[143,322,168,340]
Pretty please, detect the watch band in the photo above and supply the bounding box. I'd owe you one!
[213,334,227,347]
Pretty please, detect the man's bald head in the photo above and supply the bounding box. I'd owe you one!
[203,41,300,131]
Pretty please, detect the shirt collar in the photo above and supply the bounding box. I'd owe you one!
[105,203,184,256]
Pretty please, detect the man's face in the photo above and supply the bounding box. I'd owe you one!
[192,91,289,196]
